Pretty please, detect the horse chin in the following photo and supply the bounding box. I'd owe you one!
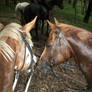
[37,61,52,74]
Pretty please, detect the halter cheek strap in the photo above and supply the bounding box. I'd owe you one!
[19,31,35,71]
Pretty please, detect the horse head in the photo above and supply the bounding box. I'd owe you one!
[37,19,73,73]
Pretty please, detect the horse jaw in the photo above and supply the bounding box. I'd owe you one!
[22,16,37,33]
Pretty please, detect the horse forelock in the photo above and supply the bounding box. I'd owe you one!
[0,23,23,62]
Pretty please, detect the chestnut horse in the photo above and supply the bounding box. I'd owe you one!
[0,17,37,92]
[38,18,92,92]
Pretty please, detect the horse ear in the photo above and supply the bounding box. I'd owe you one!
[54,17,60,25]
[22,16,37,33]
[47,20,55,30]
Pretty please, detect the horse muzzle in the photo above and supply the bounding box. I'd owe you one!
[37,60,53,74]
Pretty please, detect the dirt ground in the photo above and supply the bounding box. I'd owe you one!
[15,34,87,92]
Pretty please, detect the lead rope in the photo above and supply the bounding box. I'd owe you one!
[13,67,34,92]
[20,31,35,92]
[13,71,20,91]
[25,67,34,92]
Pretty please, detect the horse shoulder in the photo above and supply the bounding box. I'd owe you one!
[0,52,14,92]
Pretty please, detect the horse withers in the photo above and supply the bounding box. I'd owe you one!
[0,17,37,92]
[37,18,92,91]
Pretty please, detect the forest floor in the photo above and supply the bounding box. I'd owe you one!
[0,2,91,92]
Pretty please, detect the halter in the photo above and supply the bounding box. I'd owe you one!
[19,31,35,71]
[13,31,35,92]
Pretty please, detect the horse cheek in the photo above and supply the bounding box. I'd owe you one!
[56,53,65,64]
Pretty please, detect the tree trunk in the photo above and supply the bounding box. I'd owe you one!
[68,0,72,4]
[61,0,64,8]
[73,0,78,22]
[80,0,83,14]
[14,0,17,7]
[5,0,9,6]
[73,0,77,8]
[83,0,92,23]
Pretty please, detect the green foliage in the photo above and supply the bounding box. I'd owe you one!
[52,0,92,31]
[0,0,92,32]
[0,0,19,25]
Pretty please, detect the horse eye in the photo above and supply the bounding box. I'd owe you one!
[55,31,59,35]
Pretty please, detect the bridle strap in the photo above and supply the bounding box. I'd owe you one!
[19,31,35,70]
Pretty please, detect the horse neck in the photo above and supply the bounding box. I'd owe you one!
[58,24,76,57]
[62,25,84,60]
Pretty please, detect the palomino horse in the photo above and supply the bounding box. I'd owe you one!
[0,17,37,92]
[37,18,92,92]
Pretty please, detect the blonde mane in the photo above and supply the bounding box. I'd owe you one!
[0,23,23,62]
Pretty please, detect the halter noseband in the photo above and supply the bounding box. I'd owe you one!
[19,31,35,71]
